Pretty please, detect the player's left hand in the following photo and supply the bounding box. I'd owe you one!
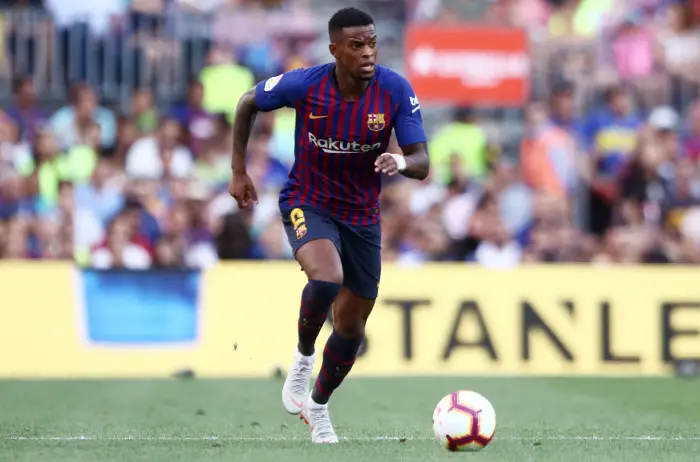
[374,153,406,176]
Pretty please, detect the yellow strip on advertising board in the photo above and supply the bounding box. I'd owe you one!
[0,262,699,378]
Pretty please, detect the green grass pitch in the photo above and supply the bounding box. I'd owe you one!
[0,377,699,461]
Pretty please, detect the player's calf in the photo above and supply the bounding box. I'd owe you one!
[310,330,363,405]
[297,280,341,355]
[283,280,341,414]
[311,290,374,405]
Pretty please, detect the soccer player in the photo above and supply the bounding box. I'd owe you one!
[229,7,429,443]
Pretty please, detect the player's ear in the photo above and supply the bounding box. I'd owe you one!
[329,43,337,58]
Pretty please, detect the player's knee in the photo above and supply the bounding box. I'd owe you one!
[297,239,343,284]
[333,305,371,339]
[305,267,343,286]
[306,279,342,305]
[334,317,365,339]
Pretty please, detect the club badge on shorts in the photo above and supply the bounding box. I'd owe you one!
[290,208,307,239]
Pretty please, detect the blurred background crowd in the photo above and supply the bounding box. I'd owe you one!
[1,0,700,268]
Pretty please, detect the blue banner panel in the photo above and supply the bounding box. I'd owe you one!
[81,269,200,344]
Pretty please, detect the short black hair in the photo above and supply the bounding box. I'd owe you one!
[328,7,374,36]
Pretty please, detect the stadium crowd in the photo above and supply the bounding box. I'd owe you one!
[1,0,700,268]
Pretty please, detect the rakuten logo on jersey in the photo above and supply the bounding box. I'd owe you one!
[409,47,529,88]
[308,133,380,154]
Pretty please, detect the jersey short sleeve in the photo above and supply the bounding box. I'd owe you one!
[393,76,428,147]
[254,70,308,112]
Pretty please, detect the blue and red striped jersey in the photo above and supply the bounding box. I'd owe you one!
[254,63,427,225]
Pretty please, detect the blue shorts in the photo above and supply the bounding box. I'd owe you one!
[280,204,381,300]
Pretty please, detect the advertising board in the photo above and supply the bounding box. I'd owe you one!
[1,263,697,377]
[405,25,530,105]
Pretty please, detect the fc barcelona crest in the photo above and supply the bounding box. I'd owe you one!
[367,113,385,132]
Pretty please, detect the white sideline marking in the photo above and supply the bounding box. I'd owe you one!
[6,435,700,442]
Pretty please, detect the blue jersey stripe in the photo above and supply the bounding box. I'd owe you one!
[344,100,361,223]
[320,82,338,211]
[310,76,327,206]
[304,83,320,204]
[357,82,375,226]
[288,99,306,207]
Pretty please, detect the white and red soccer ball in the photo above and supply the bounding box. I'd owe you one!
[432,390,497,452]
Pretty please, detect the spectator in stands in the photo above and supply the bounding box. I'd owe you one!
[17,129,65,206]
[657,1,700,87]
[245,135,288,193]
[194,114,232,186]
[662,156,700,233]
[111,116,139,169]
[124,190,163,248]
[473,221,523,268]
[429,108,489,184]
[268,107,296,167]
[75,158,125,225]
[0,169,71,260]
[168,80,215,156]
[125,118,193,179]
[613,105,680,235]
[91,211,152,269]
[130,88,159,135]
[521,102,579,199]
[520,193,579,262]
[610,11,656,81]
[682,100,700,160]
[0,113,31,174]
[2,216,30,259]
[609,9,666,109]
[63,120,100,183]
[619,135,671,228]
[159,193,218,268]
[584,85,643,234]
[153,235,183,268]
[490,158,533,236]
[39,180,74,259]
[49,83,116,150]
[199,47,255,121]
[5,77,49,143]
[450,193,508,263]
[0,170,27,221]
[549,80,583,141]
[216,210,255,260]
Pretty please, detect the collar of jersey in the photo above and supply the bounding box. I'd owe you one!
[328,63,377,102]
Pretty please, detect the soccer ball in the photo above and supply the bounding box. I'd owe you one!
[432,390,496,452]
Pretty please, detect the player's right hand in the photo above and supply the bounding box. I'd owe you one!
[229,172,259,209]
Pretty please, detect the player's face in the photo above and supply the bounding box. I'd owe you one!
[332,25,377,81]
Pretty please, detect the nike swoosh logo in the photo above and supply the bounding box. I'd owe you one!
[309,114,328,119]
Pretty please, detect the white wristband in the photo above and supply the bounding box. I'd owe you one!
[388,153,407,171]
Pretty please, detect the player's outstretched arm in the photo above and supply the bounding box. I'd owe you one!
[229,88,260,208]
[374,142,430,180]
